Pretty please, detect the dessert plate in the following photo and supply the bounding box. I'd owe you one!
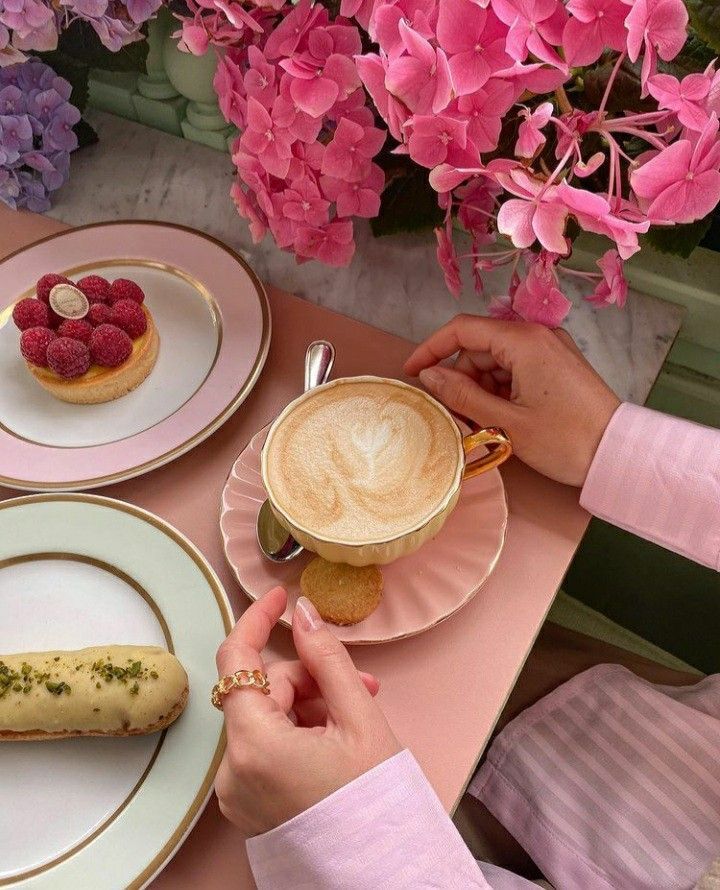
[221,426,508,645]
[0,221,271,491]
[0,494,233,889]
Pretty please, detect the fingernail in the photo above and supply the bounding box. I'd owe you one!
[360,671,380,691]
[296,596,324,632]
[419,367,443,391]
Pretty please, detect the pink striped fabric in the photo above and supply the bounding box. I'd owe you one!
[247,749,496,889]
[470,665,720,889]
[580,403,720,572]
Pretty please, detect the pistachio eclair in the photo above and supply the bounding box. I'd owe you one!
[0,646,188,741]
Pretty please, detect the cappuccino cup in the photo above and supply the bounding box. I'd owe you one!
[261,376,511,566]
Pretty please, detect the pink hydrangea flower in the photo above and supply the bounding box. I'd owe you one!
[495,168,569,255]
[239,96,294,178]
[515,100,553,158]
[274,175,330,227]
[321,162,384,217]
[264,0,325,59]
[295,219,355,266]
[436,1,510,96]
[407,113,468,168]
[492,0,568,71]
[372,0,437,58]
[553,180,649,258]
[647,72,711,132]
[340,0,375,30]
[623,0,688,95]
[455,78,516,155]
[321,116,385,181]
[457,175,501,237]
[230,180,267,242]
[281,31,360,117]
[512,250,572,326]
[213,1,386,272]
[214,50,246,127]
[355,52,412,141]
[243,44,277,107]
[488,294,521,320]
[563,0,627,67]
[630,115,720,224]
[435,222,462,297]
[587,249,628,307]
[272,76,322,142]
[384,20,452,114]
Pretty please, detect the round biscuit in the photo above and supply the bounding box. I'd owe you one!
[300,558,383,625]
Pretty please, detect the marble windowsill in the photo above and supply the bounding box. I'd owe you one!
[46,110,685,404]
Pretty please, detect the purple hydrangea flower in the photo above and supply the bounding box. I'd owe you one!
[59,0,157,51]
[0,84,23,114]
[125,0,160,26]
[0,58,78,212]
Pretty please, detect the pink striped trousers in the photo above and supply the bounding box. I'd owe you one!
[470,664,720,889]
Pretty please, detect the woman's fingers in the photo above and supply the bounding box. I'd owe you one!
[404,315,520,376]
[292,597,376,730]
[268,660,381,716]
[418,365,519,429]
[215,587,288,723]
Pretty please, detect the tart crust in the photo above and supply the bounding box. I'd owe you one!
[28,308,159,405]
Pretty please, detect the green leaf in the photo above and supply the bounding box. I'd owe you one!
[370,168,444,237]
[664,28,716,76]
[74,118,99,150]
[642,215,714,260]
[36,50,89,113]
[685,0,720,54]
[56,19,149,72]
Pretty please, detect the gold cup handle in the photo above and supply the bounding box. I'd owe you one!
[462,427,512,479]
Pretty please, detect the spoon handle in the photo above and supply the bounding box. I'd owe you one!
[304,340,335,392]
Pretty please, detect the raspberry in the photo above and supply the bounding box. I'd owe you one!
[108,278,144,305]
[13,297,49,331]
[77,275,110,303]
[57,319,93,344]
[110,299,147,339]
[46,307,64,330]
[36,273,71,304]
[47,337,91,379]
[20,326,56,366]
[87,303,113,327]
[90,324,132,367]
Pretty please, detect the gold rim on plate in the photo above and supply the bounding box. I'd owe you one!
[0,493,234,889]
[0,221,271,491]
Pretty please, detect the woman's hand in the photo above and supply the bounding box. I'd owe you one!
[214,587,401,837]
[404,315,621,487]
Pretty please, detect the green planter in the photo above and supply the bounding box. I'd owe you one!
[161,38,234,151]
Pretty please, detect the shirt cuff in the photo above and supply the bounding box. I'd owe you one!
[246,749,490,889]
[580,403,720,571]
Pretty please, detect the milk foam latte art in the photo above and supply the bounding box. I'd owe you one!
[264,378,463,545]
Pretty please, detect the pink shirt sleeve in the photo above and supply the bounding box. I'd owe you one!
[246,749,493,889]
[580,403,720,572]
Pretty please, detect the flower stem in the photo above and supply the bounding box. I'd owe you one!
[598,51,627,117]
[554,86,573,115]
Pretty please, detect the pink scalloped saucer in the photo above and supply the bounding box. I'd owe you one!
[220,425,508,645]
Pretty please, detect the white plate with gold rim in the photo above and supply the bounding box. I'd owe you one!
[0,221,271,491]
[0,494,233,889]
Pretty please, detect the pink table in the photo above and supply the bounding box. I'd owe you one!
[0,208,589,889]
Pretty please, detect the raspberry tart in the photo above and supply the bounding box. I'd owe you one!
[14,273,159,404]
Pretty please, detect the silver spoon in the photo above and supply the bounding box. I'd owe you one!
[256,340,335,562]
